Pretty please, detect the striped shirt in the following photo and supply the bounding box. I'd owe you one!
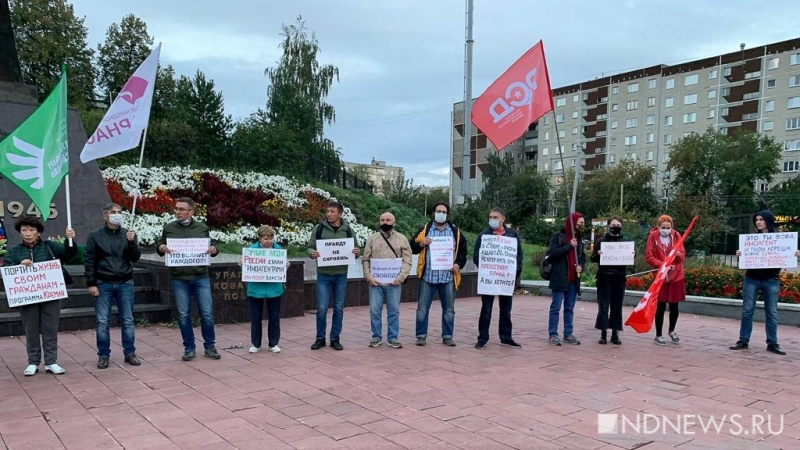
[423,225,454,284]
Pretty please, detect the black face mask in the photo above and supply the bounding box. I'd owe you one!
[380,224,393,232]
[609,226,621,235]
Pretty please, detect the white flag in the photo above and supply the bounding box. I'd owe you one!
[80,44,161,163]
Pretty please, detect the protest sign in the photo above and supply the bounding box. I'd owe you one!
[166,238,211,267]
[370,258,403,284]
[2,260,68,307]
[738,232,798,269]
[317,238,356,267]
[429,236,454,271]
[477,235,518,296]
[600,241,635,266]
[241,248,287,282]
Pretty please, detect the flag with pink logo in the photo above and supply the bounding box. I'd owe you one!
[80,44,161,163]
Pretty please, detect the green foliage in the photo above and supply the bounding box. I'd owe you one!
[585,160,659,219]
[382,172,420,206]
[519,216,560,246]
[96,14,153,98]
[175,70,233,162]
[231,111,305,175]
[481,154,550,226]
[449,197,487,234]
[765,176,800,215]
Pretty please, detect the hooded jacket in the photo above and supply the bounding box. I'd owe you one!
[745,210,781,280]
[591,230,630,278]
[645,227,685,283]
[547,214,586,291]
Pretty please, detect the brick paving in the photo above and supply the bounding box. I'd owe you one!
[0,295,798,449]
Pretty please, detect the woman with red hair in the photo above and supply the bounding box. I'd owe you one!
[645,214,685,346]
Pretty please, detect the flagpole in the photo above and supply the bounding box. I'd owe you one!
[129,126,148,227]
[65,175,73,246]
[552,110,580,275]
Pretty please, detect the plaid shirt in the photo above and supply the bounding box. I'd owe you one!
[423,225,454,285]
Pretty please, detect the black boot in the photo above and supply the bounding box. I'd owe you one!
[598,330,607,345]
[611,331,622,345]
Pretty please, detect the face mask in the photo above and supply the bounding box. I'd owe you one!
[434,212,447,224]
[489,219,500,229]
[108,213,123,226]
[659,228,671,237]
[379,224,393,232]
[609,226,621,235]
[576,224,585,233]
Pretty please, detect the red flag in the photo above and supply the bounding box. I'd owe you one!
[625,215,699,333]
[471,40,554,151]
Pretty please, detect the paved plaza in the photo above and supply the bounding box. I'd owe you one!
[0,295,798,450]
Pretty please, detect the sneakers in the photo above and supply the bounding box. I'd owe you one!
[269,345,281,353]
[124,354,141,366]
[654,336,666,346]
[387,341,403,349]
[549,335,562,346]
[442,338,456,347]
[500,339,522,348]
[330,340,344,351]
[45,364,65,375]
[729,340,749,350]
[182,350,196,361]
[23,364,38,376]
[97,357,109,370]
[475,341,486,349]
[415,337,426,346]
[668,332,680,344]
[767,343,786,355]
[369,338,382,348]
[310,339,326,350]
[563,335,581,345]
[204,346,221,360]
[249,346,260,353]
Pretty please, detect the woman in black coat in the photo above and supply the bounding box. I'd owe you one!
[590,216,631,345]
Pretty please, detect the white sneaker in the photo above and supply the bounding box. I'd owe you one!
[23,365,38,376]
[269,346,281,353]
[249,346,260,353]
[45,364,65,375]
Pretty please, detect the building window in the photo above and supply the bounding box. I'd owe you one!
[543,162,549,170]
[682,132,692,138]
[789,97,800,109]
[666,78,675,89]
[707,109,715,119]
[722,87,730,96]
[791,53,800,65]
[625,152,638,161]
[572,111,578,119]
[787,118,800,130]
[597,130,607,137]
[556,98,567,107]
[723,67,732,76]
[573,94,579,102]
[665,97,674,108]
[768,57,780,70]
[649,79,657,89]
[542,147,549,155]
[612,86,620,95]
[767,100,777,111]
[664,134,673,144]
[626,100,638,111]
[558,129,565,138]
[682,112,697,124]
[720,127,728,135]
[684,74,699,86]
[624,135,637,146]
[648,97,656,107]
[572,126,578,135]
[611,120,618,129]
[646,133,654,143]
[570,158,576,167]
[556,145,565,154]
[662,152,670,163]
[556,113,565,123]
[543,131,550,140]
[783,161,799,172]
[743,113,759,120]
[583,93,589,100]
[626,118,638,128]
[743,92,761,101]
[721,107,729,116]
[767,79,776,89]
[709,69,717,79]
[786,140,800,151]
[628,82,639,93]
[790,75,800,87]
[645,150,654,161]
[544,116,550,125]
[610,137,617,146]
[665,115,673,126]
[707,89,716,99]
[612,103,619,112]
[684,93,698,105]
[554,161,563,170]
[609,154,616,163]
[646,114,655,125]
[764,120,774,131]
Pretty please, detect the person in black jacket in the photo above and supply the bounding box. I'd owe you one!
[410,202,468,347]
[590,216,631,345]
[472,207,523,349]
[85,203,142,369]
[547,213,586,346]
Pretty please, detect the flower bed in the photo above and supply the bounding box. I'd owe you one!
[102,165,374,247]
[626,266,800,304]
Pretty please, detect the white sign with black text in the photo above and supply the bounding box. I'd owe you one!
[165,238,211,267]
[477,235,518,296]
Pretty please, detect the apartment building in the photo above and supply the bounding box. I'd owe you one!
[343,158,403,196]
[451,38,800,203]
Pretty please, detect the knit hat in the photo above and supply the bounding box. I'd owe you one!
[657,214,673,227]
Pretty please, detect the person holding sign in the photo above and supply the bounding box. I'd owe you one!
[645,215,685,346]
[307,201,360,351]
[3,218,76,376]
[730,210,799,355]
[547,213,586,346]
[362,212,412,349]
[239,225,288,354]
[411,202,468,347]
[84,203,142,369]
[473,207,523,349]
[590,216,632,345]
[157,198,221,361]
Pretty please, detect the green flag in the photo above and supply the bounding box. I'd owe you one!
[0,71,69,221]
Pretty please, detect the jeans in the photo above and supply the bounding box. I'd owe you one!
[478,295,512,344]
[172,277,216,351]
[549,282,578,338]
[369,285,402,342]
[95,280,136,357]
[595,275,625,331]
[249,296,281,348]
[316,273,348,341]
[19,299,61,365]
[415,279,455,339]
[739,277,780,344]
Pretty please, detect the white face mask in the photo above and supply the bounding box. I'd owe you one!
[434,212,447,224]
[108,213,123,226]
[489,219,500,229]
[659,228,671,237]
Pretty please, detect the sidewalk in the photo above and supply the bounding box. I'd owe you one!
[0,295,798,449]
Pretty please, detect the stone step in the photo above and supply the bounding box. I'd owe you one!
[0,303,173,336]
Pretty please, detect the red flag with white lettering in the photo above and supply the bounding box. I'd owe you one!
[471,41,554,151]
[625,215,699,333]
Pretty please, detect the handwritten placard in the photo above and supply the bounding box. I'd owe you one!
[2,261,68,307]
[429,236,454,271]
[166,238,211,267]
[477,235,518,296]
[600,241,635,266]
[317,238,356,267]
[370,258,403,284]
[738,232,798,269]
[242,248,287,282]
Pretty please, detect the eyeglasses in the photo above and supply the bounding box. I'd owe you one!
[174,207,193,212]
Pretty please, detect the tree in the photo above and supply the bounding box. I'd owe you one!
[265,16,341,173]
[174,70,233,166]
[231,109,304,174]
[765,176,800,216]
[10,0,95,108]
[152,64,178,120]
[581,160,658,219]
[96,14,153,99]
[382,172,420,206]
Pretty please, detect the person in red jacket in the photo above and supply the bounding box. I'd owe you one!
[645,214,685,346]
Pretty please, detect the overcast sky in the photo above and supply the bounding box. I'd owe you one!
[69,0,798,187]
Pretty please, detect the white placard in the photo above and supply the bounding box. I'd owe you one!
[2,261,68,307]
[738,232,798,269]
[242,248,287,282]
[477,235,518,296]
[165,238,211,267]
[370,258,403,284]
[317,238,356,267]
[600,241,635,266]
[429,236,454,271]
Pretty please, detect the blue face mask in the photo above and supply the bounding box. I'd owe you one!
[489,219,500,229]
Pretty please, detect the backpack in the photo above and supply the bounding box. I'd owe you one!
[539,233,563,281]
[316,222,353,241]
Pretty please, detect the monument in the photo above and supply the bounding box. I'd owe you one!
[0,0,111,245]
